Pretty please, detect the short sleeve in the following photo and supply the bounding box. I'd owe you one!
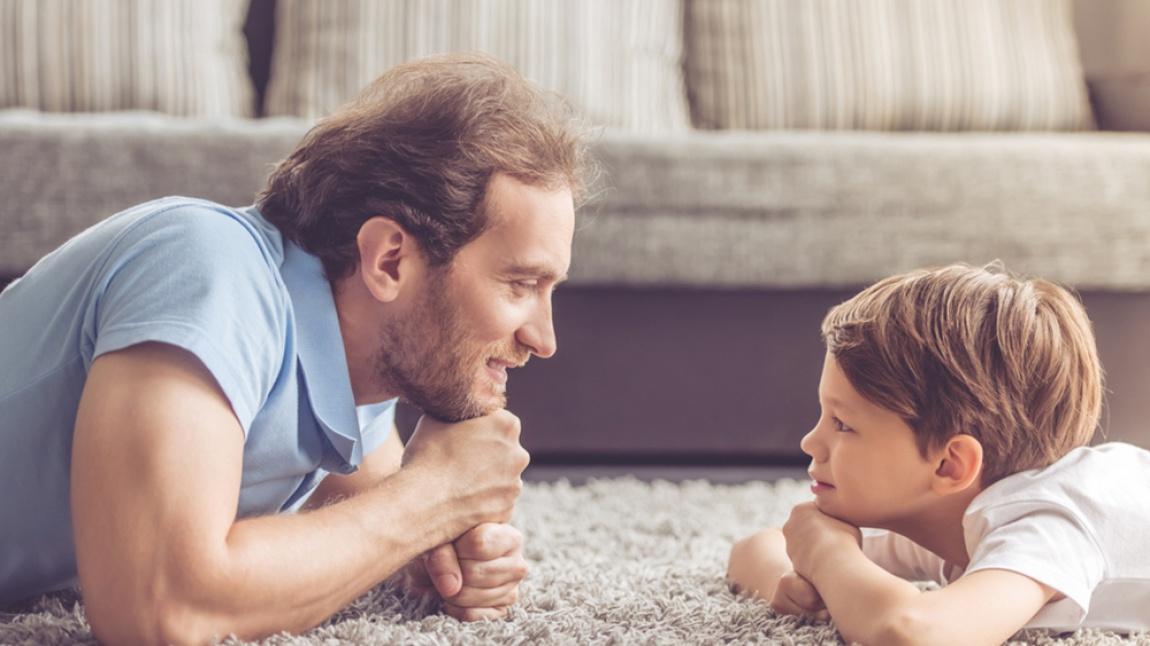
[963,505,1107,624]
[862,528,946,583]
[90,205,288,433]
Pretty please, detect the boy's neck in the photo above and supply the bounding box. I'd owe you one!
[886,486,983,571]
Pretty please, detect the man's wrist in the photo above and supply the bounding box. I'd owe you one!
[353,466,462,552]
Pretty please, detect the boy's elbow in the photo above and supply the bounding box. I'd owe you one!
[848,608,933,646]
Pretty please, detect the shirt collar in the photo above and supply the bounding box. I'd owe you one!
[279,240,364,467]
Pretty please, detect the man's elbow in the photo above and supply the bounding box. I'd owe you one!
[87,595,222,646]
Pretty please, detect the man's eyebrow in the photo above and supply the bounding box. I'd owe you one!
[505,263,568,283]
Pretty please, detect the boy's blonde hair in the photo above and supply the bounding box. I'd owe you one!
[821,263,1103,485]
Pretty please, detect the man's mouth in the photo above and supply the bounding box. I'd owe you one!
[485,358,524,385]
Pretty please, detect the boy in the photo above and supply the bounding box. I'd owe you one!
[728,263,1150,644]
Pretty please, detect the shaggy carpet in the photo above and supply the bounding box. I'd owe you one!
[1,477,1147,645]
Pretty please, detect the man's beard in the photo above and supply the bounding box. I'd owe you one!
[373,270,529,422]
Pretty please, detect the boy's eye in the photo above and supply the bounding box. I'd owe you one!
[832,417,854,433]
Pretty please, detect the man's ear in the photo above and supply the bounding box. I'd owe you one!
[931,434,983,495]
[356,216,420,303]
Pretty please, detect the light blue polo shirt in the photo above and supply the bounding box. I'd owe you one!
[0,197,395,604]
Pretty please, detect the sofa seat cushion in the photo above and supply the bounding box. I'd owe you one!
[578,129,1150,289]
[0,110,303,275]
[3,111,1150,290]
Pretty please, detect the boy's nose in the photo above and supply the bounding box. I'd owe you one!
[800,426,825,462]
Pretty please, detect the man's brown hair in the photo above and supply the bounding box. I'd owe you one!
[257,53,591,281]
[821,263,1103,485]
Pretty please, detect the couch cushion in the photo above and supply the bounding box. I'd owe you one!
[0,0,253,117]
[1073,0,1150,131]
[579,129,1150,288]
[4,111,1150,290]
[686,0,1094,131]
[264,0,689,132]
[0,110,301,275]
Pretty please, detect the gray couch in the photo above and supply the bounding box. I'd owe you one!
[4,1,1150,462]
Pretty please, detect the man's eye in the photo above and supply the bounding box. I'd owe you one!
[510,280,537,295]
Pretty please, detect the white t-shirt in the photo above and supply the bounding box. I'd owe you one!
[862,442,1150,631]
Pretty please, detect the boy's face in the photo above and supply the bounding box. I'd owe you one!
[800,352,941,529]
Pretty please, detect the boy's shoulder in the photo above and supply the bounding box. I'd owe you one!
[964,442,1150,539]
[974,443,1148,504]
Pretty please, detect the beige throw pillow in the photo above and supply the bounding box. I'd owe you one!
[687,0,1095,131]
[1073,0,1150,131]
[0,0,254,117]
[265,0,690,132]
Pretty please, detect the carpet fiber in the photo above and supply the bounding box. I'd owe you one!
[2,478,1147,645]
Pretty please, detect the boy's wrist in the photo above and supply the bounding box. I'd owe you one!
[805,539,865,587]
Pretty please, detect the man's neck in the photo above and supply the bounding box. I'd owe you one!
[332,275,399,406]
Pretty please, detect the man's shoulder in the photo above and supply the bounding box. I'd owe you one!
[106,197,285,268]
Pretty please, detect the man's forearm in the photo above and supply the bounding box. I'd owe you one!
[167,467,458,643]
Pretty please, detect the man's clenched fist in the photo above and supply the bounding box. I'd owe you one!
[406,523,528,621]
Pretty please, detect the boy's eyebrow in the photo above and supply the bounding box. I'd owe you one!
[823,394,854,413]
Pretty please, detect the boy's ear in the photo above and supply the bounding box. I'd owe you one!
[356,216,421,303]
[931,434,983,495]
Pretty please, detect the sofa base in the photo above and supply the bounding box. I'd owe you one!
[402,286,1150,462]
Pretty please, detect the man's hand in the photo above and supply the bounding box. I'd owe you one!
[781,502,862,580]
[770,571,828,620]
[401,411,530,541]
[405,523,528,621]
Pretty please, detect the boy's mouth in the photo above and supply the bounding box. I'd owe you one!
[808,472,836,493]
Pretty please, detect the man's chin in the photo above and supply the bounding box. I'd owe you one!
[409,392,506,423]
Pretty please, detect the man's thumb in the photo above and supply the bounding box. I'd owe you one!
[424,543,463,598]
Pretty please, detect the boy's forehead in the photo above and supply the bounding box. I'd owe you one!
[818,352,862,410]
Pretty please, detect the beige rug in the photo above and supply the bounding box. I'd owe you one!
[2,478,1147,645]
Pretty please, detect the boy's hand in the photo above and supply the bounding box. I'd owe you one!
[782,502,862,579]
[770,571,828,620]
[408,523,528,621]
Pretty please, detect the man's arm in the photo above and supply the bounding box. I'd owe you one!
[303,423,405,510]
[305,420,529,622]
[784,504,1057,646]
[71,342,526,645]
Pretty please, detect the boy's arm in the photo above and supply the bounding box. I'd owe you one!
[727,528,791,600]
[786,503,1057,646]
[728,529,827,617]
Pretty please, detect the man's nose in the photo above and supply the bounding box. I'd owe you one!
[517,300,557,359]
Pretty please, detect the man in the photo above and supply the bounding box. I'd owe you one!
[0,53,589,643]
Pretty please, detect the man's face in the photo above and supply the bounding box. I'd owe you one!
[800,352,940,529]
[375,174,575,422]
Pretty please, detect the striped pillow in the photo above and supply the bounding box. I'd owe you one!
[0,0,253,117]
[265,0,689,132]
[686,0,1094,131]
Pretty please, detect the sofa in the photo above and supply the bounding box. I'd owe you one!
[3,0,1150,464]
